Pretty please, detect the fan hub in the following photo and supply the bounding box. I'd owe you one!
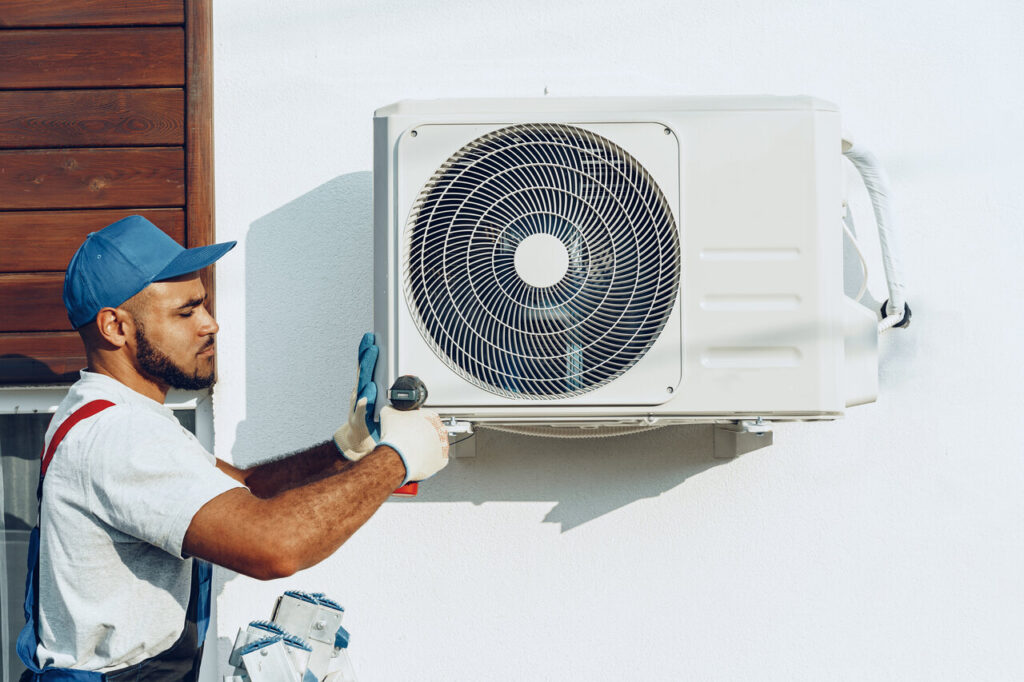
[513,233,569,289]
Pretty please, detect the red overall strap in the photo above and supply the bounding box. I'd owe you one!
[40,400,115,478]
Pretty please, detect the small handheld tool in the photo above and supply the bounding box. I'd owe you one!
[388,375,429,411]
[389,375,428,497]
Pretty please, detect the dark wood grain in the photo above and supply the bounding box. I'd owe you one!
[0,28,184,89]
[0,333,84,383]
[0,1,183,28]
[0,89,184,148]
[0,3,206,385]
[186,0,217,314]
[0,209,185,272]
[0,274,68,332]
[0,147,185,210]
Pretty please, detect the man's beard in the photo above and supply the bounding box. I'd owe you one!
[135,323,216,390]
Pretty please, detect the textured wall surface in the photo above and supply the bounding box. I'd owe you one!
[210,2,1024,679]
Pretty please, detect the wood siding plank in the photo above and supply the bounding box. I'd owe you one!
[186,0,216,312]
[0,89,184,148]
[0,147,185,210]
[0,0,211,385]
[0,28,184,89]
[0,333,83,383]
[0,1,183,28]
[0,274,68,332]
[0,209,185,272]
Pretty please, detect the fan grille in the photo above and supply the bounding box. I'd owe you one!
[404,123,680,399]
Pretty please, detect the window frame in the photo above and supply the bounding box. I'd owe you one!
[0,387,213,448]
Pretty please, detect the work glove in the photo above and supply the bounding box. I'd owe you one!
[333,332,381,461]
[378,406,450,485]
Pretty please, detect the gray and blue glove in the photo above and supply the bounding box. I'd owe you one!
[333,332,381,461]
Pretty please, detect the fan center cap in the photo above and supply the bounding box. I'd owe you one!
[514,233,569,288]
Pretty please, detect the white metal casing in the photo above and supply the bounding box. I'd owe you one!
[373,96,876,426]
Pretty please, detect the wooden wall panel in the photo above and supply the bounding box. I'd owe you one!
[0,148,185,210]
[0,209,186,272]
[0,1,183,28]
[0,0,208,386]
[186,0,216,311]
[0,275,67,332]
[0,89,184,148]
[0,333,83,383]
[0,28,184,89]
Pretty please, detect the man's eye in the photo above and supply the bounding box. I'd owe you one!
[180,311,194,318]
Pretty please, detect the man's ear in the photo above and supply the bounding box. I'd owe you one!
[94,307,135,348]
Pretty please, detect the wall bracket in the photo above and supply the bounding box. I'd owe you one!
[713,420,773,459]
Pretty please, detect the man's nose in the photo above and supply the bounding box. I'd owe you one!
[199,306,219,335]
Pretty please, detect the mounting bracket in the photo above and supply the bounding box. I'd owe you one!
[713,419,773,459]
[446,419,476,458]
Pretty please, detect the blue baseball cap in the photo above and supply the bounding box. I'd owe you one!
[63,215,237,329]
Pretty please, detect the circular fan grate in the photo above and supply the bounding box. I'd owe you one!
[405,123,680,399]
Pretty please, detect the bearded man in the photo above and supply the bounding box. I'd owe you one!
[17,215,449,681]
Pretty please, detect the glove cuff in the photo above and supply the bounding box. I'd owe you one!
[378,440,412,485]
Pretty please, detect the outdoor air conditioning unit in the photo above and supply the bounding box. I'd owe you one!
[372,96,883,434]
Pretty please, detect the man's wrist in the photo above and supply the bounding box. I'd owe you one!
[362,445,408,488]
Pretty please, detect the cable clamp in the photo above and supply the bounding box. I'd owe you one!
[880,300,912,329]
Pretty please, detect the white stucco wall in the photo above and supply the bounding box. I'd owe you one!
[209,2,1024,679]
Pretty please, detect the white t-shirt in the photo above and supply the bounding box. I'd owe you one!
[34,370,244,672]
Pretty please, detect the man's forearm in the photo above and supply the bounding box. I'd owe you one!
[185,446,407,579]
[242,441,353,498]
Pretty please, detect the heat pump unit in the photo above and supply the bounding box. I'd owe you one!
[373,97,880,429]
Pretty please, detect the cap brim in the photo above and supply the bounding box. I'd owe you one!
[154,240,237,281]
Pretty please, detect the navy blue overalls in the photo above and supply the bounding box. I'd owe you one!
[17,400,212,682]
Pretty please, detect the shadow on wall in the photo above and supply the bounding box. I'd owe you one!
[209,426,726,665]
[842,213,883,315]
[410,425,726,531]
[233,172,375,464]
[233,172,734,530]
[0,355,78,385]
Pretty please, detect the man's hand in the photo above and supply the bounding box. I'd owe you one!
[333,332,380,461]
[378,407,450,484]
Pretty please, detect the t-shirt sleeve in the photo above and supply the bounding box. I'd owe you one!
[86,406,245,559]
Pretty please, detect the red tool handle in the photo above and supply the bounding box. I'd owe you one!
[393,482,419,497]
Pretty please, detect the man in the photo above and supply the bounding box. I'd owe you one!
[17,215,449,680]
